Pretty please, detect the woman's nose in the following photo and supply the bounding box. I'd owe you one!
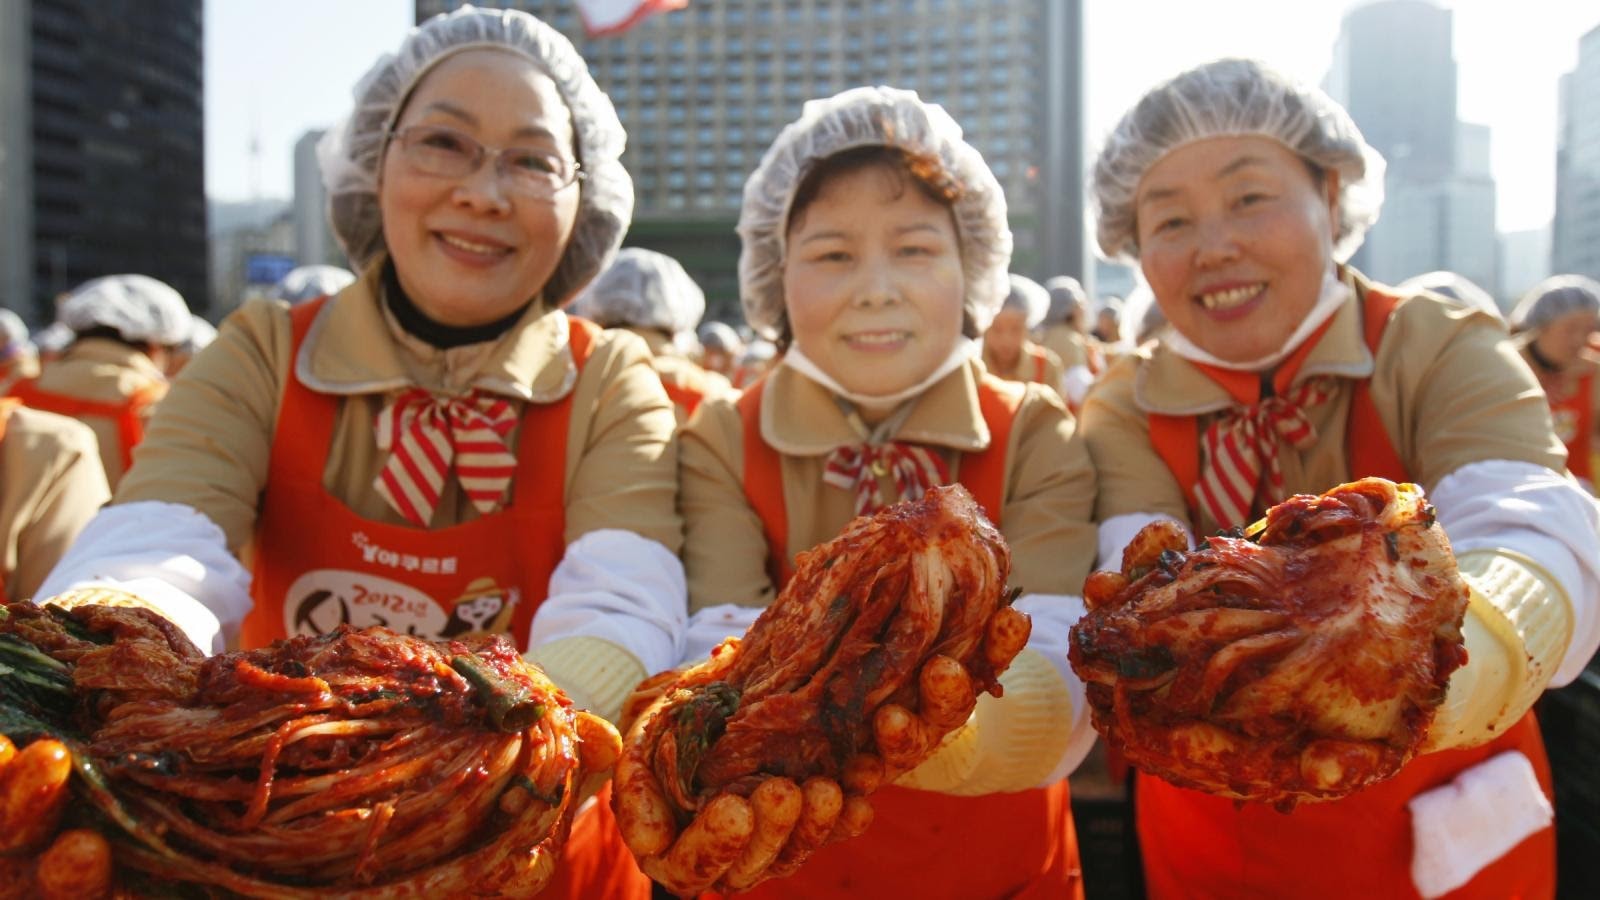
[1193,218,1242,268]
[851,259,901,307]
[451,163,512,215]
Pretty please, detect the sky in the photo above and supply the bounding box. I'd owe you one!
[204,0,1599,235]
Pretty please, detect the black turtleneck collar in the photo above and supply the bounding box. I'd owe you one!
[382,262,533,350]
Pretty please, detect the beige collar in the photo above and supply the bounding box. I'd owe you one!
[760,358,993,456]
[1134,269,1376,416]
[295,258,576,402]
[63,338,169,382]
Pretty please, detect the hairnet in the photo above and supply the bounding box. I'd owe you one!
[182,315,218,356]
[737,86,1012,340]
[1510,275,1600,333]
[741,339,778,365]
[33,322,73,355]
[1398,271,1503,322]
[0,309,30,355]
[1042,275,1085,326]
[569,247,705,334]
[999,274,1049,330]
[698,321,742,354]
[269,265,357,305]
[1092,58,1385,264]
[318,5,632,307]
[59,275,192,346]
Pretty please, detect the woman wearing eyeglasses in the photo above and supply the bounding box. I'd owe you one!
[34,10,677,897]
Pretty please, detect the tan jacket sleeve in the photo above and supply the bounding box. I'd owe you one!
[1375,302,1567,490]
[562,330,682,551]
[991,385,1099,595]
[114,302,286,551]
[2,408,112,601]
[680,394,779,614]
[1078,355,1191,524]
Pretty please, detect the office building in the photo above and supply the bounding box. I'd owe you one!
[1553,23,1600,280]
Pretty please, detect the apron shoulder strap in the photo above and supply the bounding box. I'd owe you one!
[962,375,1024,527]
[737,377,791,587]
[1348,286,1407,482]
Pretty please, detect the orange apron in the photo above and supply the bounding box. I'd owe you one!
[1029,345,1049,384]
[241,298,650,900]
[1546,370,1593,483]
[662,378,707,419]
[722,374,1084,900]
[1142,286,1555,900]
[7,378,161,476]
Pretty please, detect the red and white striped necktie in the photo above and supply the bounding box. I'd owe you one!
[373,388,519,527]
[823,442,950,517]
[1195,378,1335,531]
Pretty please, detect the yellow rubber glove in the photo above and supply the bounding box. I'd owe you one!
[525,635,648,726]
[894,649,1073,796]
[1427,550,1574,751]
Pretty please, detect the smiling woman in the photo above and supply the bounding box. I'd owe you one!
[32,8,681,898]
[672,86,1101,899]
[1080,57,1600,900]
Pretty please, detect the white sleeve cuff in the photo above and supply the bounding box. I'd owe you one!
[1432,460,1600,685]
[683,603,764,665]
[529,528,688,675]
[35,501,250,654]
[1096,511,1192,571]
[1013,592,1095,783]
[1062,364,1094,409]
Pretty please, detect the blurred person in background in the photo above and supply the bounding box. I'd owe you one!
[982,273,1065,395]
[1511,275,1600,490]
[1091,295,1124,345]
[1039,275,1102,411]
[7,274,191,488]
[35,9,688,897]
[1082,57,1599,899]
[733,336,780,389]
[267,264,358,306]
[1399,270,1506,325]
[697,320,744,380]
[0,309,38,394]
[570,246,732,421]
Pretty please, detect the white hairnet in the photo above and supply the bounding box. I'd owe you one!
[1398,271,1503,323]
[1510,275,1600,333]
[1093,58,1385,264]
[269,265,357,305]
[59,275,192,346]
[0,309,30,355]
[737,86,1012,340]
[999,274,1049,330]
[1042,275,1086,326]
[741,339,778,364]
[698,321,742,354]
[33,322,73,355]
[569,247,705,335]
[318,5,632,307]
[182,315,218,356]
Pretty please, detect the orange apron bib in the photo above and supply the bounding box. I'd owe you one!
[7,378,161,476]
[1142,286,1555,900]
[241,298,650,900]
[723,374,1084,900]
[662,378,707,419]
[1546,371,1593,482]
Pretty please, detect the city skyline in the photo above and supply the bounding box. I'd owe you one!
[205,0,1598,239]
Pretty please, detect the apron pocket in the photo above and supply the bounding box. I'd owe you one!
[1407,750,1553,898]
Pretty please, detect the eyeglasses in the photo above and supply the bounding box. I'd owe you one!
[388,124,583,198]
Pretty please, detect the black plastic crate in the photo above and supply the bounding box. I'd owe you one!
[1541,665,1600,898]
